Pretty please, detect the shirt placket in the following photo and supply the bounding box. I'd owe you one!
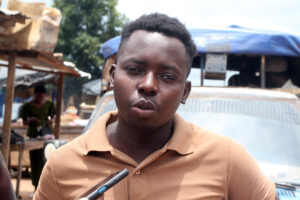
[128,167,148,200]
[109,144,169,200]
[129,149,168,200]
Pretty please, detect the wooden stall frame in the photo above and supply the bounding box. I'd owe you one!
[54,73,64,139]
[1,52,16,164]
[0,50,81,165]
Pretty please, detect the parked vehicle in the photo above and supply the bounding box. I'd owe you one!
[84,87,300,199]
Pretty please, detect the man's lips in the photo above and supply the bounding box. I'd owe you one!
[132,99,156,110]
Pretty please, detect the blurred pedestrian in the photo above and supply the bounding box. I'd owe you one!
[19,84,55,189]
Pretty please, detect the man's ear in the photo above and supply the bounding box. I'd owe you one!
[109,64,117,87]
[181,81,191,104]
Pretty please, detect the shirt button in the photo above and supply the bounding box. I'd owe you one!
[135,170,141,175]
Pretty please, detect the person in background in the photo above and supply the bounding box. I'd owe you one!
[265,56,298,89]
[19,84,55,189]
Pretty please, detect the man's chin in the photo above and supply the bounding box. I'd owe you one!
[127,116,173,131]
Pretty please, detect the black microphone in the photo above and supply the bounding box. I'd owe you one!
[79,169,129,200]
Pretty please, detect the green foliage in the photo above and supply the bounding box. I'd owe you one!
[53,0,128,103]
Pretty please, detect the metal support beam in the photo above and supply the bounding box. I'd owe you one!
[261,55,266,88]
[200,54,205,86]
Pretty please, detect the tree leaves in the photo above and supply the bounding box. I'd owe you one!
[53,0,128,103]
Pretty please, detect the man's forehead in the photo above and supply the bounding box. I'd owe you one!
[127,30,183,46]
[118,30,187,60]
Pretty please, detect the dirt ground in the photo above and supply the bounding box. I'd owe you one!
[11,177,35,200]
[10,151,34,200]
[8,128,82,199]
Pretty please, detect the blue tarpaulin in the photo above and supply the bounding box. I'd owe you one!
[101,26,300,59]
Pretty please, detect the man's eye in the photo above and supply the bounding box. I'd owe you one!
[160,74,177,81]
[125,66,142,74]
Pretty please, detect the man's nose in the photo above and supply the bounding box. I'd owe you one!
[137,73,158,96]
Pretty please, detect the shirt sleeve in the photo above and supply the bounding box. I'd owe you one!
[49,102,56,117]
[227,140,276,200]
[19,104,28,120]
[33,153,64,200]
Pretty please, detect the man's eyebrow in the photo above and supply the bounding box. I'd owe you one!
[124,58,181,74]
[161,64,180,74]
[127,58,146,65]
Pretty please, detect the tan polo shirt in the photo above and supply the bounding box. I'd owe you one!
[34,111,276,200]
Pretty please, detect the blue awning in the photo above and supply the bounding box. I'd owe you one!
[101,26,300,59]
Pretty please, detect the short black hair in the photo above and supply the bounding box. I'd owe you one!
[34,85,46,94]
[118,13,197,75]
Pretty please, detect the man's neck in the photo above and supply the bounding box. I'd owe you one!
[106,117,174,163]
[31,99,45,107]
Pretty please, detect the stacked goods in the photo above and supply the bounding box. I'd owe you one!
[0,0,61,52]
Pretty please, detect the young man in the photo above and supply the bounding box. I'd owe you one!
[34,13,277,200]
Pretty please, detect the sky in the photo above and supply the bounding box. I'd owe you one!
[116,0,300,35]
[1,0,300,35]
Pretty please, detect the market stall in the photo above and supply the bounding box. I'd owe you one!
[0,50,81,163]
[0,2,86,165]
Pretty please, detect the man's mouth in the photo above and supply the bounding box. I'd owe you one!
[132,99,156,110]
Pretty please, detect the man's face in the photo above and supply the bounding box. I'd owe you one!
[111,30,191,129]
[34,93,45,104]
[266,71,288,88]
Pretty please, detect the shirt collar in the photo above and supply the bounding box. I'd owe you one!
[83,111,195,155]
[165,113,194,155]
[82,111,118,155]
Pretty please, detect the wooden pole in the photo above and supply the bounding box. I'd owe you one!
[1,52,16,164]
[261,55,266,88]
[54,73,64,139]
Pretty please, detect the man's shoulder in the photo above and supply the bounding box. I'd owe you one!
[174,114,233,148]
[190,123,245,160]
[21,102,31,108]
[191,123,233,147]
[49,134,87,167]
[19,102,31,116]
[48,115,108,167]
[44,100,54,106]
